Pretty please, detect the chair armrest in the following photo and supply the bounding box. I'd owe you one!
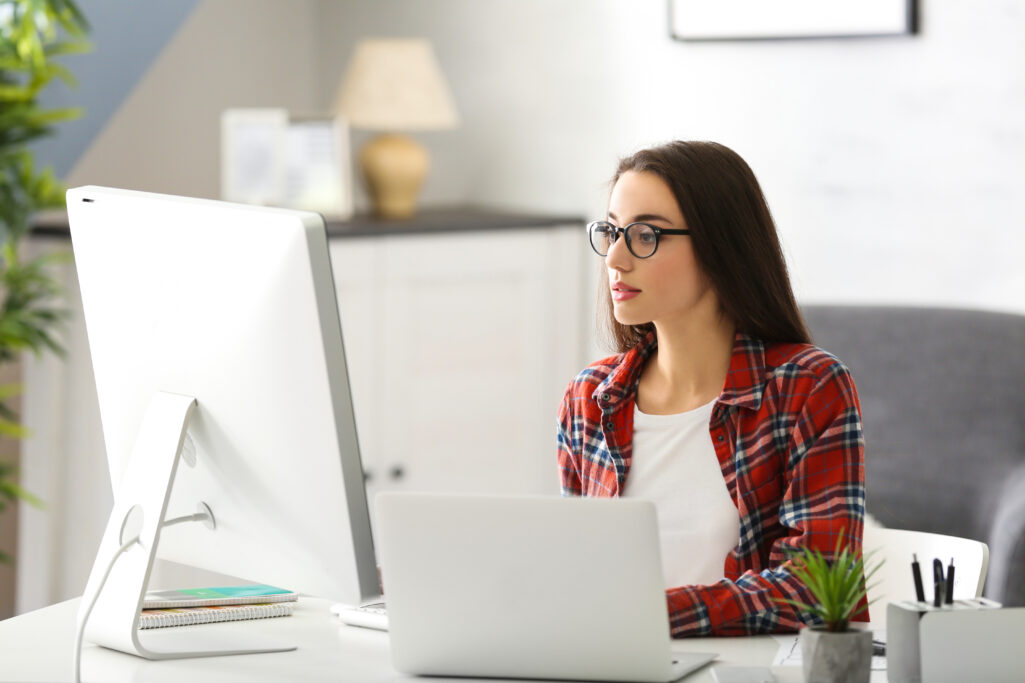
[986,466,1025,606]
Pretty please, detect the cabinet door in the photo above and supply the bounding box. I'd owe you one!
[372,227,584,498]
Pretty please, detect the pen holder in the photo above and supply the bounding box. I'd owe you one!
[886,599,1025,683]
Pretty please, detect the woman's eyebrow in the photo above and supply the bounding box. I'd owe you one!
[633,213,672,224]
[607,211,673,224]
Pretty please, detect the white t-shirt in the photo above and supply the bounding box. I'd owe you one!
[622,400,741,588]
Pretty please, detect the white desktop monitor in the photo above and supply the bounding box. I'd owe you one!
[67,186,378,659]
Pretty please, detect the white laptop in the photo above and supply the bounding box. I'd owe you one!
[373,492,717,682]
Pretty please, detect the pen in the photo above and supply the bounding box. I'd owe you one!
[911,553,925,602]
[946,557,955,604]
[933,558,945,608]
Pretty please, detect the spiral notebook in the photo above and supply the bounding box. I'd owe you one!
[139,602,294,629]
[138,585,297,630]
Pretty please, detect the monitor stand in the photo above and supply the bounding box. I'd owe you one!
[77,391,297,660]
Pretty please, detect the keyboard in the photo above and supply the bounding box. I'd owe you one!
[330,601,388,630]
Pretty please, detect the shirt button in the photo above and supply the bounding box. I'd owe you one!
[600,393,611,401]
[717,435,725,442]
[605,422,614,430]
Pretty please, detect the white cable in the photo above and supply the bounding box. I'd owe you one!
[73,537,138,683]
[160,510,210,528]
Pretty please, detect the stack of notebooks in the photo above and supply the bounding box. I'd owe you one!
[139,585,298,630]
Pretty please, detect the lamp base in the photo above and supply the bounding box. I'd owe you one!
[359,133,428,219]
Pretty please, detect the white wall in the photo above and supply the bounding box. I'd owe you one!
[312,0,1025,315]
[69,0,1025,314]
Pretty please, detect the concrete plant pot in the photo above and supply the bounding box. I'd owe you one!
[800,626,872,683]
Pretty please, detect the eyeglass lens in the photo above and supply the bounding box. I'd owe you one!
[589,223,659,258]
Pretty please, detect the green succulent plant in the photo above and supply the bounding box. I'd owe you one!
[779,530,882,633]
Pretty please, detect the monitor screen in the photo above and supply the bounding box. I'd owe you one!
[67,186,379,611]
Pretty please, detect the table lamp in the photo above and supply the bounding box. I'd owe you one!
[334,38,459,219]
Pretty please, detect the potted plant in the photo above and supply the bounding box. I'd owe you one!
[0,0,90,562]
[780,532,881,683]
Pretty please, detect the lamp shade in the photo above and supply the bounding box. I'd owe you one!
[334,39,459,131]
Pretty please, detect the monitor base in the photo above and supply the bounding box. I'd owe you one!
[76,392,277,661]
[132,629,297,660]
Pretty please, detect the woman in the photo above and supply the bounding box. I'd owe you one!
[557,141,866,637]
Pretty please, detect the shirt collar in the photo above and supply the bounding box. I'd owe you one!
[718,333,767,410]
[593,331,767,412]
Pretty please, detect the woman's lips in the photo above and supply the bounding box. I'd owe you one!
[611,282,640,302]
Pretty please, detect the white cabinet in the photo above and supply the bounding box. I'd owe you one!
[330,226,585,505]
[17,218,589,611]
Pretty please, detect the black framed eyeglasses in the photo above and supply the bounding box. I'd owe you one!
[586,220,691,259]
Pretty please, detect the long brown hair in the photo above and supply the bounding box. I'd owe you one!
[600,140,811,352]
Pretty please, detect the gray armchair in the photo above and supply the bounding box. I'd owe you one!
[802,305,1025,607]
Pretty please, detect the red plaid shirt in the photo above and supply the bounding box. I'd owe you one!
[557,332,866,637]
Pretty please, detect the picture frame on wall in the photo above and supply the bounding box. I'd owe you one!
[669,0,918,41]
[221,109,354,219]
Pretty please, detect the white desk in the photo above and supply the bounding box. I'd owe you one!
[0,597,886,682]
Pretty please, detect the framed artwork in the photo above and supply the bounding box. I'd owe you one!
[221,109,353,219]
[282,115,354,220]
[669,0,918,41]
[220,108,288,208]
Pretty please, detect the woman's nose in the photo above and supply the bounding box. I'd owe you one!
[605,233,632,271]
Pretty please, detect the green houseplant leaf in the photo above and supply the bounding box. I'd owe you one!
[775,530,883,632]
[0,0,90,563]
